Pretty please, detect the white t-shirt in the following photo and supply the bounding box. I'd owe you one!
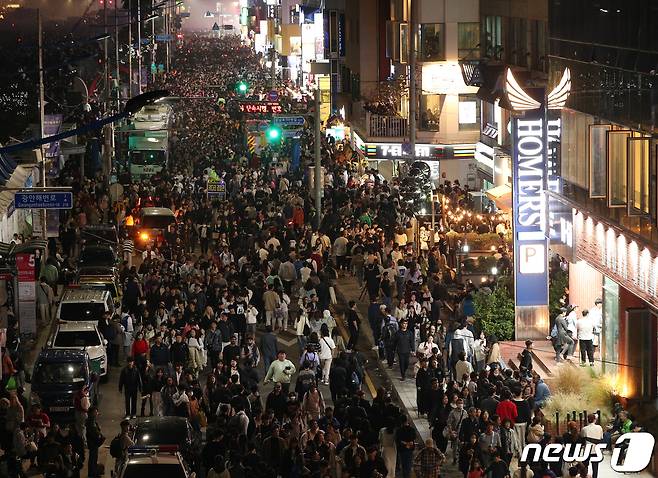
[319,336,335,360]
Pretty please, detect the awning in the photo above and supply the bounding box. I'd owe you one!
[0,165,31,215]
[485,184,512,211]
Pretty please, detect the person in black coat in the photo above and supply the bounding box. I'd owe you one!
[170,334,189,367]
[119,357,142,418]
[329,358,348,402]
[416,357,432,415]
[392,320,415,381]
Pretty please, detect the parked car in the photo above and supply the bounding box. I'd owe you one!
[46,321,108,378]
[30,349,99,421]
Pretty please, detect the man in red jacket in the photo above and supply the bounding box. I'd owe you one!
[495,389,518,424]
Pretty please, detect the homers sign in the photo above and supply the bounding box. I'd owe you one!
[513,111,549,307]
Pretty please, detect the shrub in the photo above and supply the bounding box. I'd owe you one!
[544,367,618,426]
[474,278,515,340]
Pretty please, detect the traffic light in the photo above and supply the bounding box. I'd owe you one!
[265,124,282,143]
[236,80,248,95]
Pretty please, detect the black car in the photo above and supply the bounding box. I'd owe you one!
[131,417,200,464]
[78,245,118,269]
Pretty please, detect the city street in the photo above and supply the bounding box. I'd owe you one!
[1,1,658,478]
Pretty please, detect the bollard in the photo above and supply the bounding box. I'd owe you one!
[556,412,560,435]
[596,409,601,425]
[579,412,584,428]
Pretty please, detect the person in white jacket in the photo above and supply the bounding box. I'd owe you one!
[318,330,335,385]
[246,304,259,337]
[187,329,204,372]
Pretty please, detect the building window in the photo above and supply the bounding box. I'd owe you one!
[458,22,480,59]
[483,16,502,59]
[419,23,444,61]
[400,23,410,63]
[458,94,480,130]
[420,94,445,131]
[607,130,633,207]
[530,20,547,72]
[588,124,611,198]
[628,137,650,216]
[509,17,528,67]
[561,109,592,189]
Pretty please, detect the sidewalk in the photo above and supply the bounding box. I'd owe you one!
[333,275,655,478]
[334,274,462,477]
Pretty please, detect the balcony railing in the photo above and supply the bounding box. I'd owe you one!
[366,112,408,138]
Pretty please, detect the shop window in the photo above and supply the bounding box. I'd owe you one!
[508,17,528,67]
[419,23,444,62]
[458,22,480,59]
[458,94,480,131]
[603,277,619,376]
[589,124,610,198]
[607,130,633,207]
[420,94,445,131]
[628,136,650,216]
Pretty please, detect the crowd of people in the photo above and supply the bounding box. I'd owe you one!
[0,33,643,478]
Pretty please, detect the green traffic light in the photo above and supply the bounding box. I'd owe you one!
[237,81,248,94]
[266,125,282,141]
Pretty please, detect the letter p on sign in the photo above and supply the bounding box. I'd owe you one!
[519,244,545,274]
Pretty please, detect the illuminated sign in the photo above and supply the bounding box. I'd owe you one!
[238,101,282,114]
[474,142,494,171]
[357,140,474,160]
[422,62,477,95]
[512,112,549,307]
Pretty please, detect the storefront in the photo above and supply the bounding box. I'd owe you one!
[352,131,476,185]
[549,194,658,401]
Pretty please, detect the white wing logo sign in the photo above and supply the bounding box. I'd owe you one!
[505,67,571,111]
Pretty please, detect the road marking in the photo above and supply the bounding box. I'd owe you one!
[333,306,377,398]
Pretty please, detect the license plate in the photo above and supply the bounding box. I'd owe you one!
[49,407,70,412]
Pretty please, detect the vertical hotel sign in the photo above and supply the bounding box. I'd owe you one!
[506,68,571,337]
[512,109,549,306]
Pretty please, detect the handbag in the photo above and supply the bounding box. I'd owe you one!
[198,409,208,428]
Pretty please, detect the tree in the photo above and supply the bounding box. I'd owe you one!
[474,277,515,341]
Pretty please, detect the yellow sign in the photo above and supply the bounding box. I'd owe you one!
[318,76,331,124]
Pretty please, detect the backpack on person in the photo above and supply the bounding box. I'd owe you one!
[109,434,122,459]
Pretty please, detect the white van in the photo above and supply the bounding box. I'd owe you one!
[46,321,108,377]
[56,288,115,323]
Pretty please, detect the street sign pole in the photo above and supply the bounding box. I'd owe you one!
[314,88,322,230]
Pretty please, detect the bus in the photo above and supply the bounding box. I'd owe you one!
[128,104,173,180]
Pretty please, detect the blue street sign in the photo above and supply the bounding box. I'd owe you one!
[273,115,305,127]
[15,192,73,210]
[155,34,173,42]
[267,90,279,102]
[282,129,303,138]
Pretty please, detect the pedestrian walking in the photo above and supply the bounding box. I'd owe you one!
[118,356,142,419]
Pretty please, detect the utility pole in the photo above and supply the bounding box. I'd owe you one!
[128,0,133,96]
[314,88,322,229]
[165,0,170,72]
[137,0,143,94]
[37,9,46,239]
[115,0,120,110]
[150,0,155,83]
[408,0,417,162]
[270,50,276,89]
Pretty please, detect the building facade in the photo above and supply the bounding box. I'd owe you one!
[547,0,658,403]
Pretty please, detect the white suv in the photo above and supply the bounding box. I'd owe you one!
[46,322,108,378]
